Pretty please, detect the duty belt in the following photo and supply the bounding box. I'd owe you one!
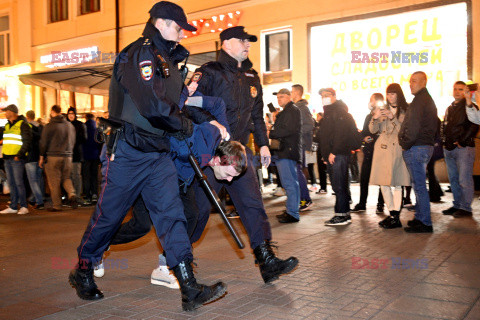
[96,117,123,160]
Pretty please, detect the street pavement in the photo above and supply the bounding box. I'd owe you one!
[0,183,479,320]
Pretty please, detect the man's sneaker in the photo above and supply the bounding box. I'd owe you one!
[69,196,78,210]
[325,215,351,226]
[407,218,423,227]
[272,188,285,197]
[317,189,327,194]
[151,265,180,289]
[442,206,458,215]
[299,200,313,211]
[0,207,17,214]
[17,207,29,215]
[351,204,366,213]
[93,260,105,278]
[226,210,240,218]
[376,206,384,214]
[309,184,319,193]
[33,204,45,210]
[453,209,473,218]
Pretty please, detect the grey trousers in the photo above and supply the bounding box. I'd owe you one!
[44,156,76,210]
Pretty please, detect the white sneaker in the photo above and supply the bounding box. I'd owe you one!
[272,188,286,197]
[0,207,17,214]
[17,207,29,215]
[94,260,105,278]
[150,265,180,289]
[309,184,319,193]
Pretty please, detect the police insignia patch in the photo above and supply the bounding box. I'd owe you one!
[250,86,258,98]
[139,60,153,81]
[192,72,202,82]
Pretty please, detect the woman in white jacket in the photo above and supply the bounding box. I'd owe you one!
[369,84,411,229]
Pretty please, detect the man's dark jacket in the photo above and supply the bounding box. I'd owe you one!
[68,117,87,162]
[318,100,354,159]
[441,98,479,151]
[295,99,314,150]
[269,101,302,162]
[398,87,437,150]
[194,49,268,147]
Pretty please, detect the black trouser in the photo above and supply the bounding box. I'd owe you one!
[82,159,99,200]
[358,155,384,207]
[110,180,199,245]
[315,150,327,190]
[427,159,443,201]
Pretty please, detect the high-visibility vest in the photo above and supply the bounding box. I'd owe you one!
[3,119,26,156]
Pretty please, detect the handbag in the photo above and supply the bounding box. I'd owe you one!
[270,138,281,150]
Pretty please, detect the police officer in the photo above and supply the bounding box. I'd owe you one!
[69,1,226,311]
[190,26,299,283]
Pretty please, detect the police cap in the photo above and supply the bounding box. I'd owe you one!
[149,1,197,32]
[220,26,257,43]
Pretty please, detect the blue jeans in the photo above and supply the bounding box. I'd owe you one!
[444,147,475,212]
[403,146,433,225]
[25,162,45,205]
[277,159,300,219]
[327,154,350,215]
[297,163,311,202]
[4,158,28,209]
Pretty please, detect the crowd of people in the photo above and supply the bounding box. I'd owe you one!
[1,0,479,312]
[264,75,479,234]
[0,104,102,214]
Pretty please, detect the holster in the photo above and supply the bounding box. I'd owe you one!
[96,117,123,157]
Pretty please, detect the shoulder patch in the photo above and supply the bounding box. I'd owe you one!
[191,72,202,82]
[139,60,153,81]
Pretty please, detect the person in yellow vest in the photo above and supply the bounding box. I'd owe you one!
[0,104,33,215]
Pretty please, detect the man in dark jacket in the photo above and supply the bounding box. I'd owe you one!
[191,26,298,284]
[318,88,355,225]
[270,88,302,223]
[0,104,32,215]
[67,107,87,202]
[441,81,479,218]
[291,84,313,210]
[82,113,100,204]
[39,105,77,212]
[399,71,438,233]
[25,110,45,210]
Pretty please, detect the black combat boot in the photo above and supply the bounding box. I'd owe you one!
[173,260,227,311]
[253,240,299,283]
[69,260,104,300]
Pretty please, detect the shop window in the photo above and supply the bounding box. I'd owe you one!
[0,16,10,66]
[80,0,100,15]
[265,31,291,72]
[49,0,68,23]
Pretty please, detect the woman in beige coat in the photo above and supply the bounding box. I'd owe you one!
[369,83,410,229]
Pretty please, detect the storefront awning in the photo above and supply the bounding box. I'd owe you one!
[18,64,113,96]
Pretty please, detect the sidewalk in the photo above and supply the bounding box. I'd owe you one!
[0,184,479,320]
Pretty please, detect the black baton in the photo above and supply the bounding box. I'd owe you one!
[188,154,245,249]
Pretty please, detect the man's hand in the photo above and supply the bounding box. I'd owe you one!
[260,146,271,168]
[363,136,373,143]
[328,153,336,164]
[39,156,44,169]
[209,120,229,140]
[465,87,472,106]
[187,81,198,96]
[14,156,20,161]
[372,108,382,119]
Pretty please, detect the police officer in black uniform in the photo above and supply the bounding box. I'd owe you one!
[190,26,299,283]
[69,1,226,311]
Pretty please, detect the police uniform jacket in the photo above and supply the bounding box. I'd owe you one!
[109,22,214,153]
[269,101,302,162]
[193,50,269,147]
